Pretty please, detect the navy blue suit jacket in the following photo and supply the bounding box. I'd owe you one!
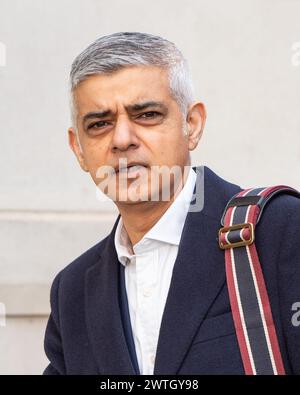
[43,166,300,375]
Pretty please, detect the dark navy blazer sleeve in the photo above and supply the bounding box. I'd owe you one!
[277,195,300,374]
[43,272,66,375]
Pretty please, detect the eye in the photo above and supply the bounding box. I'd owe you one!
[139,111,161,119]
[87,121,110,130]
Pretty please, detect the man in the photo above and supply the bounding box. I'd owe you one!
[43,32,300,375]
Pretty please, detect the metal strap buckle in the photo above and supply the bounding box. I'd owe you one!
[219,222,254,250]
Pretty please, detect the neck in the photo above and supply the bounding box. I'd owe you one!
[116,164,192,247]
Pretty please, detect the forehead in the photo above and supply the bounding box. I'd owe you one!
[73,65,174,112]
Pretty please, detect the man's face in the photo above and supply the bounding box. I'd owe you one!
[69,65,205,204]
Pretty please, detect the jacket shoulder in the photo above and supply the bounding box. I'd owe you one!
[259,190,300,228]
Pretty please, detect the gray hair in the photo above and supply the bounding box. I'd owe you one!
[69,32,195,131]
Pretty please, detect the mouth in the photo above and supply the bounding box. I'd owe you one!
[114,163,148,179]
[115,162,147,172]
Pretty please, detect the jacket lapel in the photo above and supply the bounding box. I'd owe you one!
[154,166,241,374]
[85,216,137,375]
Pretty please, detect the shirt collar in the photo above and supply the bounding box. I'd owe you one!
[114,166,197,265]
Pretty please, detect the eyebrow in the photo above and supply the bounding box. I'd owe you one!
[126,100,168,112]
[82,101,168,125]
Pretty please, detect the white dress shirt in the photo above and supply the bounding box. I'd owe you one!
[114,166,197,375]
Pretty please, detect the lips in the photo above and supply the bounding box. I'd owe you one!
[119,165,143,173]
[114,162,148,173]
[113,163,148,179]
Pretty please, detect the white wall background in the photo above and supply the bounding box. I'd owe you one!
[0,0,299,374]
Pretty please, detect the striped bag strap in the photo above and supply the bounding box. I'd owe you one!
[218,185,300,375]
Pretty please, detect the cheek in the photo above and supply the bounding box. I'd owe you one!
[83,140,106,167]
[153,133,188,163]
[80,147,108,186]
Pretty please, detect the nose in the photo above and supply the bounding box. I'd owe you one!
[111,115,139,153]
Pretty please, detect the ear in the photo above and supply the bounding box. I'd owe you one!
[68,127,89,172]
[185,102,206,151]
